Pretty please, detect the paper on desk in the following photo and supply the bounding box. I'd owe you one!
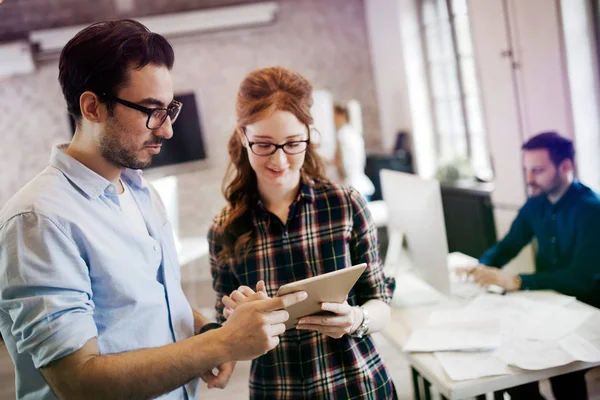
[495,337,575,370]
[508,291,576,307]
[576,312,600,342]
[428,309,501,330]
[465,295,548,317]
[558,333,600,363]
[427,295,524,331]
[463,295,559,336]
[403,328,502,352]
[434,351,512,381]
[436,334,600,379]
[516,308,592,341]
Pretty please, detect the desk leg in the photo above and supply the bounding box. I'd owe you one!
[411,367,421,400]
[494,392,504,400]
[475,395,486,400]
[423,380,432,400]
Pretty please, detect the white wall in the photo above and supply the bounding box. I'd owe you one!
[470,0,600,197]
[467,0,533,272]
[469,0,578,205]
[364,0,412,153]
[468,0,526,209]
[506,0,574,140]
[364,0,439,177]
[561,0,600,192]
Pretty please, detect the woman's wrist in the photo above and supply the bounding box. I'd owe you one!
[350,306,364,334]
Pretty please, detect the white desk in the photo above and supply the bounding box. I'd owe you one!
[383,287,600,400]
[366,200,389,228]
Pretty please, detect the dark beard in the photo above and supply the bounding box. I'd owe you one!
[540,174,566,197]
[99,118,156,170]
[100,139,153,170]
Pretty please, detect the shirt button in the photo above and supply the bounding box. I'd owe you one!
[553,258,558,264]
[551,237,557,243]
[153,244,158,251]
[282,231,288,238]
[551,214,556,220]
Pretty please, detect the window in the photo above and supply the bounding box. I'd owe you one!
[419,0,491,176]
[594,0,600,64]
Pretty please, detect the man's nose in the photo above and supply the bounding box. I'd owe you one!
[154,117,174,140]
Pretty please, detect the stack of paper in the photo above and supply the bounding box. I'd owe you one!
[403,293,600,381]
[516,307,593,341]
[559,334,600,363]
[495,334,600,370]
[434,351,511,381]
[403,328,502,352]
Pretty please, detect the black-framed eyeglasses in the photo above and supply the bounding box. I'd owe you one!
[243,128,311,156]
[101,93,183,130]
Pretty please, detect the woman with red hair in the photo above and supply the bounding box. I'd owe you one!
[208,66,397,399]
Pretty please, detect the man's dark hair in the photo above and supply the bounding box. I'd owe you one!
[522,131,575,167]
[58,19,174,123]
[333,104,349,122]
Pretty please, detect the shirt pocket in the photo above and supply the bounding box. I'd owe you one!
[320,225,352,273]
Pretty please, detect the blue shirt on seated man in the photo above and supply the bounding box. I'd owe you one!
[464,131,600,400]
[465,132,600,306]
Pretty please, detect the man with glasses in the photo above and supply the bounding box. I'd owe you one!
[0,20,305,400]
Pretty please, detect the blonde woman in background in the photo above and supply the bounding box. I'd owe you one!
[333,104,375,201]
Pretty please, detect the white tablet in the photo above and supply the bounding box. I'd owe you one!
[276,263,368,330]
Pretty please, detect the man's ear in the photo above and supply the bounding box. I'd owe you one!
[559,158,574,175]
[79,91,105,124]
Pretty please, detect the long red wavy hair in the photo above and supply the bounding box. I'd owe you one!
[219,66,328,260]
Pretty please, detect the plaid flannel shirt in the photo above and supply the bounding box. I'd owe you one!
[209,181,396,399]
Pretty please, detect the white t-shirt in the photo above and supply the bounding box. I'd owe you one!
[118,179,150,237]
[337,124,375,197]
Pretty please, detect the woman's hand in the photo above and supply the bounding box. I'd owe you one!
[222,281,268,319]
[200,361,236,389]
[296,301,362,339]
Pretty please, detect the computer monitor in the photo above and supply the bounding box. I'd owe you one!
[380,169,451,295]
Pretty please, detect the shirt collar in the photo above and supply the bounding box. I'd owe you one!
[254,179,315,209]
[549,181,581,210]
[298,181,315,204]
[49,143,145,199]
[121,168,146,190]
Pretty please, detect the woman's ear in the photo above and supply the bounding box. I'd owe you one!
[309,126,322,146]
[238,127,248,147]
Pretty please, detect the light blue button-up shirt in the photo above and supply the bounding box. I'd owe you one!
[0,144,199,399]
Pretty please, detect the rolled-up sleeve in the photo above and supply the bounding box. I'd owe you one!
[0,212,97,368]
[348,189,396,305]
